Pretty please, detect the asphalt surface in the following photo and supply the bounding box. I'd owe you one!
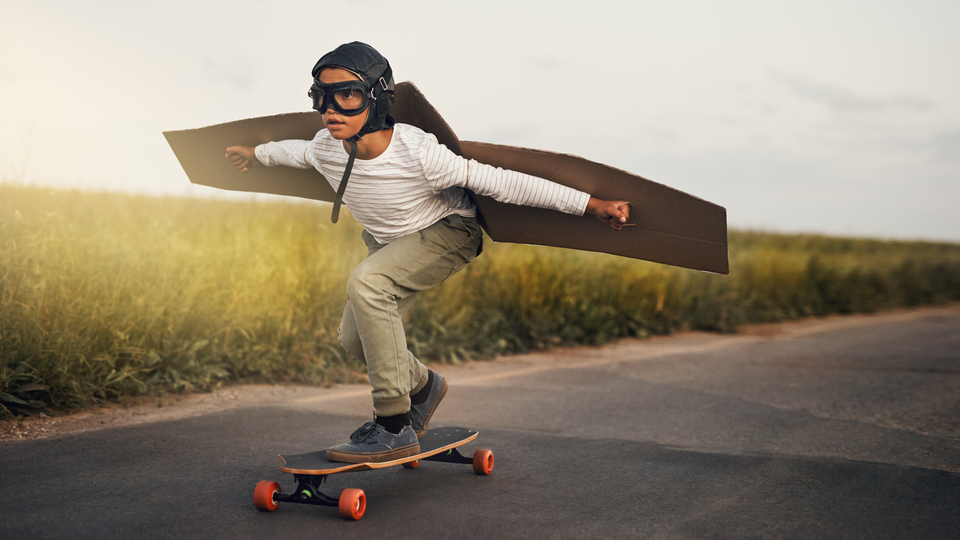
[2,305,958,539]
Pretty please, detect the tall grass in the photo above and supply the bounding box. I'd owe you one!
[2,185,959,416]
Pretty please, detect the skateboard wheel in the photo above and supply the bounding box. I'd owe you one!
[339,488,366,521]
[254,480,281,511]
[473,449,494,475]
[402,460,420,469]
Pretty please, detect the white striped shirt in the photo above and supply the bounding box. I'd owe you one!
[255,123,590,244]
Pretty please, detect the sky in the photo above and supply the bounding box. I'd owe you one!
[2,0,959,241]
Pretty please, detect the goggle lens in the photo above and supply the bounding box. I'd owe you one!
[332,88,364,110]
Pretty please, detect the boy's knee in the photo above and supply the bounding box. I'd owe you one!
[346,266,389,301]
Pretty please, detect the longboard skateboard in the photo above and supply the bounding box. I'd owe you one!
[254,427,493,520]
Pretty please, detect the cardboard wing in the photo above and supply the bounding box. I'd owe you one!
[460,141,728,274]
[164,82,728,274]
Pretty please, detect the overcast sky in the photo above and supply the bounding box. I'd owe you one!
[2,0,958,241]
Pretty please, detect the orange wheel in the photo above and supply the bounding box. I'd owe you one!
[402,460,420,469]
[473,449,494,475]
[338,488,366,520]
[253,480,281,511]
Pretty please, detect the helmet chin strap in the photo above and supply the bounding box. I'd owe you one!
[331,137,359,223]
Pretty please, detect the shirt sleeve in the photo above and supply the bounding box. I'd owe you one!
[255,140,314,169]
[418,136,590,216]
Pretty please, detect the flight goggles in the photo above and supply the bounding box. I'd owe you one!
[308,80,372,116]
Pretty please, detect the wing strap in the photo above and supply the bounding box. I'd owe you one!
[331,138,359,223]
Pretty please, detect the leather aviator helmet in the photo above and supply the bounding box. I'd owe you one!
[309,41,395,142]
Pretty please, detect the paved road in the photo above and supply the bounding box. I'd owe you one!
[2,305,958,538]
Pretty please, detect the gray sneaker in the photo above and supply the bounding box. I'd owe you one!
[325,422,420,464]
[410,370,448,439]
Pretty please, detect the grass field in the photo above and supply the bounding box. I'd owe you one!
[2,185,959,417]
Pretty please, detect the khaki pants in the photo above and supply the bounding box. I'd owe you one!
[338,214,483,417]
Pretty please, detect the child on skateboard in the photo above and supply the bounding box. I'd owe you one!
[225,41,630,464]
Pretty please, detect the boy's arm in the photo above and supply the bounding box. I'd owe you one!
[422,142,633,230]
[225,140,313,172]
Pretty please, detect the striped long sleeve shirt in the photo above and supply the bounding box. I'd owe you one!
[255,123,590,244]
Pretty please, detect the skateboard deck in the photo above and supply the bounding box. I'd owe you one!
[254,427,493,521]
[164,82,728,274]
[279,426,479,474]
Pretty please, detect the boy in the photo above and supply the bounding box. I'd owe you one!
[225,42,630,463]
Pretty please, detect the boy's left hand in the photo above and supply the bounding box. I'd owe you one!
[586,197,633,230]
[225,146,260,173]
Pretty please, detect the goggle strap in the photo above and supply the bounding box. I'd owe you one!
[331,139,359,224]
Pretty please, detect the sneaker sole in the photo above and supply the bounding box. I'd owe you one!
[415,376,448,439]
[325,442,421,464]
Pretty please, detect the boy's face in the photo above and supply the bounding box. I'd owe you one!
[317,67,369,140]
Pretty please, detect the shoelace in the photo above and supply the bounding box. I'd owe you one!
[348,421,382,443]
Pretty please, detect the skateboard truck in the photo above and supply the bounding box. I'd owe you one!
[283,474,340,507]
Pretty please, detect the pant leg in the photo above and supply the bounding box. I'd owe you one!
[338,229,387,368]
[337,214,482,417]
[339,229,420,368]
[339,293,424,391]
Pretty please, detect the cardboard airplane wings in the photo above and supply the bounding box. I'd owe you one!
[163,82,728,274]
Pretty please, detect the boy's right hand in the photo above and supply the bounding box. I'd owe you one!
[225,146,260,173]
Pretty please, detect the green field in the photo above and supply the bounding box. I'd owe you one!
[2,185,959,417]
